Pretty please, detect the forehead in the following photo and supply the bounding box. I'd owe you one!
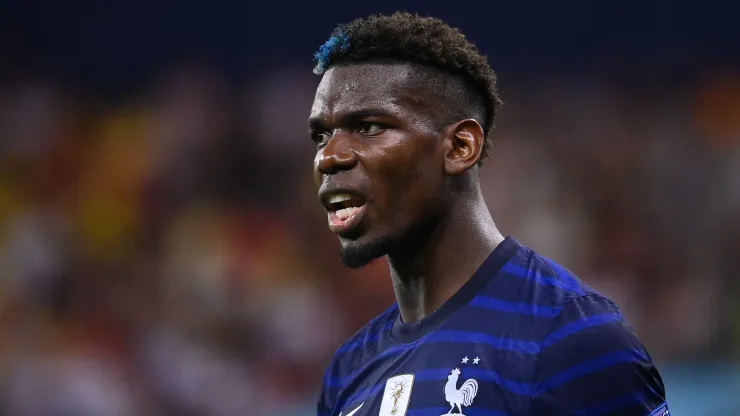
[310,63,417,118]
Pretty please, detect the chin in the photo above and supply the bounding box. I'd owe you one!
[338,235,392,269]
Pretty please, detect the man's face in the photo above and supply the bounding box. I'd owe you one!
[308,63,448,268]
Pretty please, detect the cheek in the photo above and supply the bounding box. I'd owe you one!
[371,137,441,220]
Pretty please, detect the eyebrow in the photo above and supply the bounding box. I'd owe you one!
[307,116,325,133]
[307,108,397,132]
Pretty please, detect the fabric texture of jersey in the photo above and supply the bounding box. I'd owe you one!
[318,237,668,416]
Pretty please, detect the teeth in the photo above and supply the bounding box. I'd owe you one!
[328,193,352,204]
[334,206,358,220]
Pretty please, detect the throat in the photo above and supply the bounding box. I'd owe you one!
[392,275,451,324]
[390,242,498,325]
[387,198,504,323]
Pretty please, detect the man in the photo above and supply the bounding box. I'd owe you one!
[308,12,668,416]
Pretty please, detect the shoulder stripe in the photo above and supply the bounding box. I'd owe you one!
[326,342,412,387]
[534,349,648,395]
[335,319,394,354]
[469,296,563,317]
[336,294,580,355]
[541,258,586,293]
[541,313,624,348]
[501,262,584,294]
[429,330,540,354]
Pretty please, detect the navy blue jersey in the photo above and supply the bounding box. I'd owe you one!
[318,237,668,416]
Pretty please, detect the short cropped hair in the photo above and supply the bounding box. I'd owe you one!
[313,12,501,162]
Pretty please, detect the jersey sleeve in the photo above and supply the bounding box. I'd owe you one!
[529,294,668,415]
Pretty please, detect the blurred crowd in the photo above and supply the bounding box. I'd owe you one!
[0,65,738,415]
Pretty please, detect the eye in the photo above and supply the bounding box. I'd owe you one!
[312,131,331,146]
[357,122,385,135]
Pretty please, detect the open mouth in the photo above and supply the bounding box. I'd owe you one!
[324,193,367,235]
[326,194,365,218]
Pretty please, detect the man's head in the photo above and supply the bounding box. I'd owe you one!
[308,12,501,268]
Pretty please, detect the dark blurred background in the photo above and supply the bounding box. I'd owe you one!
[0,1,739,415]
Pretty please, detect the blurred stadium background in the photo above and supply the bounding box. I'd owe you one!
[0,1,739,415]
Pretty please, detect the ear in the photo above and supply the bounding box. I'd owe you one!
[442,119,485,175]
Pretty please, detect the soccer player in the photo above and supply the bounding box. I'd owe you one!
[308,12,669,416]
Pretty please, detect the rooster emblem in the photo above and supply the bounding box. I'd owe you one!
[441,368,478,415]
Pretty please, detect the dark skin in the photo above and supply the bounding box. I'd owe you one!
[308,62,504,324]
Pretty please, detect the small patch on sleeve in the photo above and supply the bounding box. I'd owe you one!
[649,402,669,416]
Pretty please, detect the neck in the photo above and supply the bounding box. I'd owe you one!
[387,188,504,324]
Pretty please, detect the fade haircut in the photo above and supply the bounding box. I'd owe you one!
[312,12,501,162]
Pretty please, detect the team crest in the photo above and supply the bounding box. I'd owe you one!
[441,367,478,415]
[379,374,415,416]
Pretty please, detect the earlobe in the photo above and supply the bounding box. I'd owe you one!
[443,119,485,175]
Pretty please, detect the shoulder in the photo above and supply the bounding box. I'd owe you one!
[519,246,644,358]
[321,303,398,383]
[524,245,600,302]
[523,254,668,414]
[524,247,654,382]
[334,303,397,361]
[497,241,601,310]
[318,304,398,415]
[539,292,641,365]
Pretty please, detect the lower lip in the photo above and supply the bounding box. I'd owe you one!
[327,204,367,235]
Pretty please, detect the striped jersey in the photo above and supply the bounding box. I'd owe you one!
[317,237,669,416]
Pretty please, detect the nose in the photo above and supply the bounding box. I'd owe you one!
[315,134,358,179]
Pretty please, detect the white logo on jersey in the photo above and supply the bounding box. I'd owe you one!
[441,368,478,415]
